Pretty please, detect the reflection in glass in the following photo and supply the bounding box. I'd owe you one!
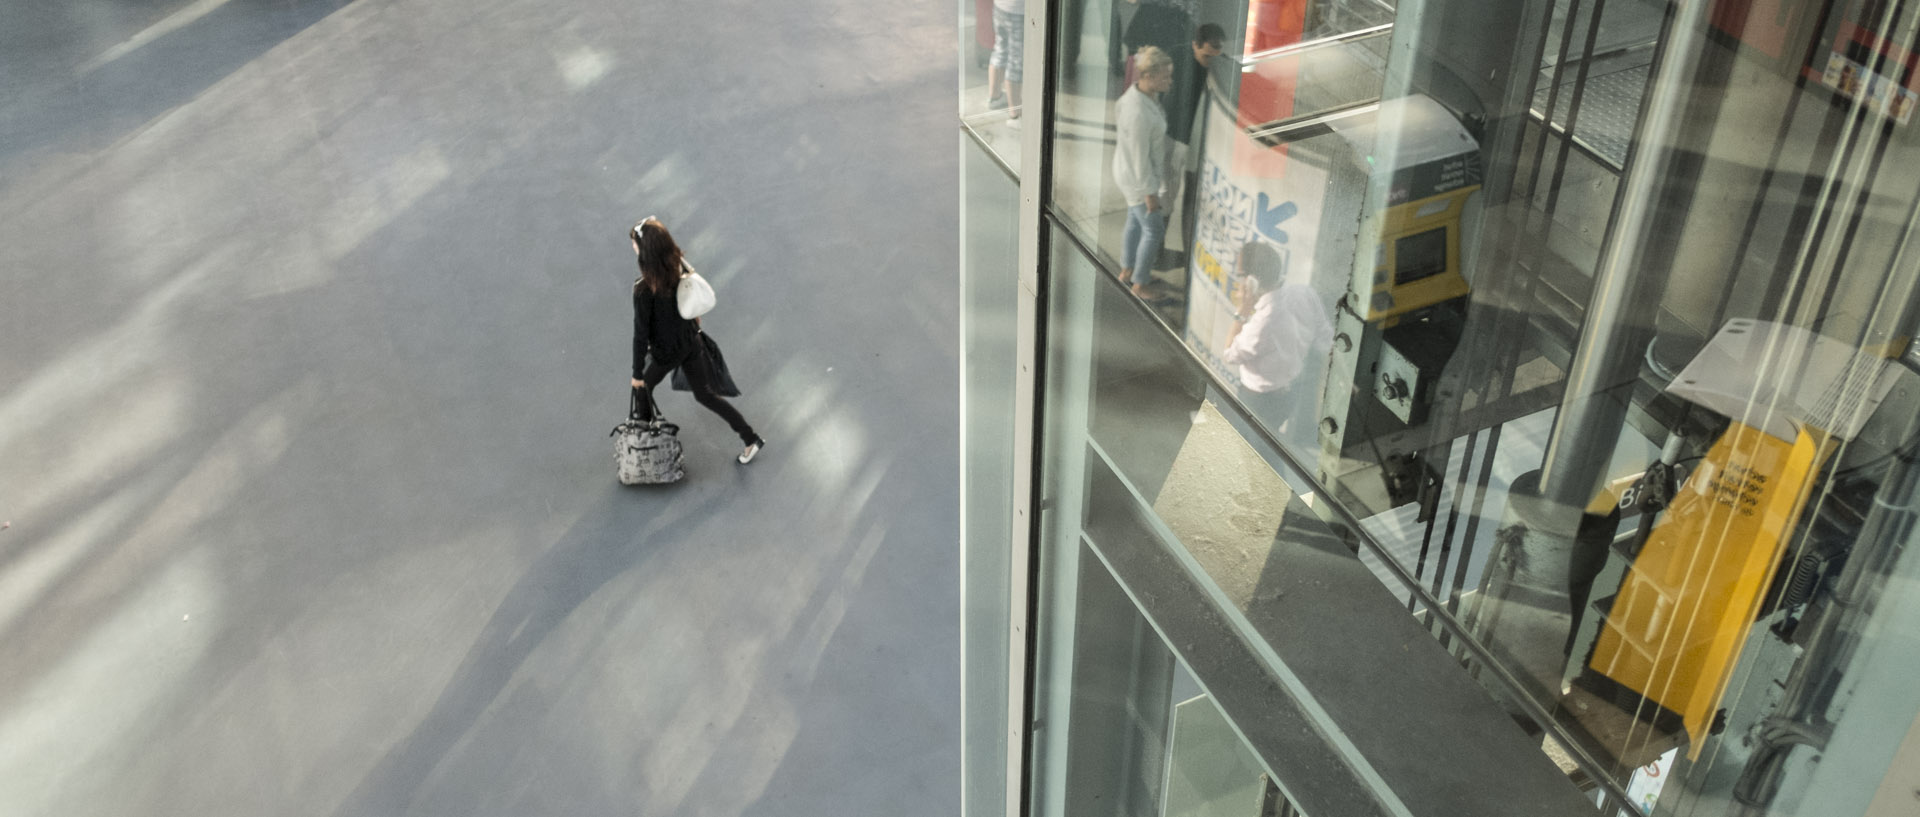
[1162,688,1271,817]
[1030,229,1596,817]
[960,136,1020,817]
[1219,239,1334,448]
[988,0,1920,813]
[962,0,1025,169]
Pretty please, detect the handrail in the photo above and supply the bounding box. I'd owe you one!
[1245,100,1381,147]
[1237,22,1393,70]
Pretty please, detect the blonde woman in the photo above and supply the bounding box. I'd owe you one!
[1113,45,1175,300]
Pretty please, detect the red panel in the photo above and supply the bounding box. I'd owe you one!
[1237,0,1307,177]
[1710,0,1796,59]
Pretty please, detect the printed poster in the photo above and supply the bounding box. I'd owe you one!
[1183,98,1329,384]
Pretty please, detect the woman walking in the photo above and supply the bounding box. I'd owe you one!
[629,217,765,464]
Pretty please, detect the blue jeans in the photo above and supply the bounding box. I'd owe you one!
[1121,203,1167,287]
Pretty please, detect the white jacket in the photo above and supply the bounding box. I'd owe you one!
[1222,284,1333,393]
[1112,84,1170,207]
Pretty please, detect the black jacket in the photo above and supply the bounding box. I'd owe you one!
[633,276,698,377]
[1166,46,1207,145]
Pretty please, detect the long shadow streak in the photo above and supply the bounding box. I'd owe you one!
[331,482,728,817]
[0,0,357,171]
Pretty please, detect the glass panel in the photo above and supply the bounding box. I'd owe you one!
[1027,222,1355,817]
[1343,1,1920,812]
[1049,0,1253,307]
[963,0,1025,169]
[1036,0,1920,813]
[1162,682,1270,817]
[1028,223,1598,817]
[1238,25,1391,127]
[960,134,1021,817]
[1770,483,1920,817]
[1049,0,1394,336]
[1056,539,1178,817]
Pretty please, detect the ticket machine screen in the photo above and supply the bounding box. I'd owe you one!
[1395,227,1450,284]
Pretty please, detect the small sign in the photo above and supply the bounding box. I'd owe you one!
[1821,53,1916,125]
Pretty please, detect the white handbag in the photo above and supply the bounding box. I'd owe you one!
[676,263,716,319]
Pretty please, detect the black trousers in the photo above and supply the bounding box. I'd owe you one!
[1178,167,1199,261]
[638,342,757,445]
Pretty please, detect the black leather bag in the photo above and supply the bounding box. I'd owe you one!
[670,331,741,397]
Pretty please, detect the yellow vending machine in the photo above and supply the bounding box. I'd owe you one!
[1585,320,1906,758]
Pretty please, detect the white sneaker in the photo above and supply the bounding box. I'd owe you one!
[738,438,764,465]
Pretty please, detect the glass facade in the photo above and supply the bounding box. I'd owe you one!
[961,132,1021,817]
[963,1,1920,816]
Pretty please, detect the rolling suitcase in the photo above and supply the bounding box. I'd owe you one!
[612,389,684,485]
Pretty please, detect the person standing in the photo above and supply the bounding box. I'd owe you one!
[987,0,1025,124]
[1221,241,1333,442]
[1166,23,1225,262]
[1113,45,1174,301]
[629,217,765,465]
[1120,0,1196,78]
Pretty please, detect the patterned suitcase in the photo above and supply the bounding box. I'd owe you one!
[612,389,683,485]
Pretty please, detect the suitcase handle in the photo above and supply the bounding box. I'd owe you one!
[629,386,667,423]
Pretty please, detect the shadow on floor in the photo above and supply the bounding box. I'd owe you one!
[0,0,356,171]
[330,483,727,817]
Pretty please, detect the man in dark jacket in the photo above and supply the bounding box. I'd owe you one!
[1166,23,1225,265]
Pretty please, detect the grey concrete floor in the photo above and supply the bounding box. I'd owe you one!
[0,1,960,816]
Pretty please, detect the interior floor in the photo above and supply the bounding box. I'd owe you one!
[0,1,961,815]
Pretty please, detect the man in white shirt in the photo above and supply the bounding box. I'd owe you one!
[1221,241,1333,442]
[1113,45,1174,300]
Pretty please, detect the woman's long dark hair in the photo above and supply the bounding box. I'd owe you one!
[632,219,683,296]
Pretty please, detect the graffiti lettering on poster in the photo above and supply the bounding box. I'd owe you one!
[1255,193,1297,244]
[1195,161,1258,257]
[1188,158,1296,382]
[1184,97,1329,385]
[1193,238,1227,292]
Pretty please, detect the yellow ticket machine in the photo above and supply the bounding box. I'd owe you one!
[1586,320,1904,758]
[1336,95,1483,322]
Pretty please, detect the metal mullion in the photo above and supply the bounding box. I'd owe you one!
[1525,0,1585,212]
[1005,0,1057,815]
[1446,423,1505,633]
[1422,429,1479,627]
[1540,0,1612,223]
